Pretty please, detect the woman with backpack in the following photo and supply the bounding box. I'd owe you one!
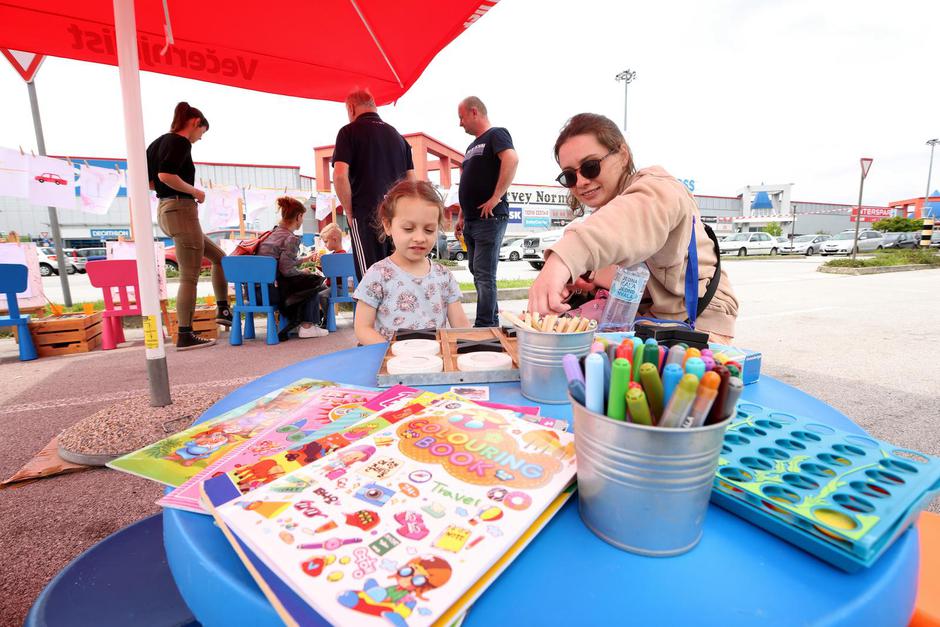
[258,197,329,340]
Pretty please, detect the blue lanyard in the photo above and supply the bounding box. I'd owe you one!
[684,216,700,328]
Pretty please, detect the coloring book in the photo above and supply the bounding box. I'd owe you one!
[159,386,378,513]
[108,379,355,487]
[208,398,577,627]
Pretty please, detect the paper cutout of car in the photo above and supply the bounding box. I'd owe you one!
[35,172,68,185]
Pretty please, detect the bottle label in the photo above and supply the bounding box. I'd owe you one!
[610,270,644,303]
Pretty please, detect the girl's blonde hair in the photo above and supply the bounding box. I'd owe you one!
[374,180,444,241]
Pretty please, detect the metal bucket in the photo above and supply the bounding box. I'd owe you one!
[571,395,729,556]
[516,327,595,404]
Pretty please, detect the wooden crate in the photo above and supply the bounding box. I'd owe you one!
[163,305,220,344]
[376,327,519,387]
[13,312,103,357]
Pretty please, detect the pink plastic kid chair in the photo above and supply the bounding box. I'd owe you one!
[85,260,141,350]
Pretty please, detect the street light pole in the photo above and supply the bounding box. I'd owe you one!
[851,157,874,262]
[924,139,939,217]
[614,69,637,132]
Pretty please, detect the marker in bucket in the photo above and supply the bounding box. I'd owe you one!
[662,363,683,407]
[567,380,586,406]
[632,343,644,382]
[683,371,720,428]
[562,353,584,385]
[722,377,744,419]
[626,387,652,426]
[607,359,631,421]
[685,357,706,380]
[585,353,605,414]
[707,365,731,425]
[665,344,686,368]
[659,374,699,428]
[639,363,665,420]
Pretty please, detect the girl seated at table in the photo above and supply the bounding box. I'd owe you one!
[315,222,347,328]
[353,180,469,345]
[258,196,329,340]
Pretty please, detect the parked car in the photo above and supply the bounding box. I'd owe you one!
[165,229,263,270]
[428,232,447,259]
[780,234,831,255]
[522,228,566,269]
[446,236,467,261]
[932,231,940,249]
[718,232,779,256]
[72,247,108,272]
[37,247,78,276]
[499,236,526,262]
[881,232,918,250]
[34,172,68,185]
[820,230,884,256]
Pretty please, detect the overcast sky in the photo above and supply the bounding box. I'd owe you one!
[1,0,937,206]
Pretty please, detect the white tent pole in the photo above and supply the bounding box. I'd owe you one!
[113,0,171,406]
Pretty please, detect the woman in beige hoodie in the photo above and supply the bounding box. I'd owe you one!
[527,113,738,342]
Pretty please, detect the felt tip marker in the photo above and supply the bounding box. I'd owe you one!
[700,348,713,360]
[683,347,702,367]
[722,377,744,420]
[726,364,741,379]
[600,351,612,408]
[643,338,659,363]
[659,373,700,428]
[567,380,586,406]
[626,388,653,426]
[683,371,720,428]
[562,353,584,385]
[584,353,605,414]
[707,365,731,425]
[590,341,605,354]
[616,341,634,362]
[607,359,631,421]
[632,343,644,382]
[606,343,619,365]
[702,355,716,373]
[685,357,706,380]
[666,344,685,367]
[662,363,684,408]
[658,345,666,372]
[639,362,665,420]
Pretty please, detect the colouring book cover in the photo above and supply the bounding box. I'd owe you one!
[108,379,349,487]
[211,398,577,627]
[159,386,378,513]
[201,398,434,509]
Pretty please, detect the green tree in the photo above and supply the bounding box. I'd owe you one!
[763,222,783,237]
[872,216,922,232]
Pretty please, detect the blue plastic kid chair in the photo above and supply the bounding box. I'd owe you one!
[24,513,197,627]
[0,263,38,361]
[221,255,281,345]
[320,253,358,332]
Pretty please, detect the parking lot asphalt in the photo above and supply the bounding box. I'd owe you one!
[0,255,937,624]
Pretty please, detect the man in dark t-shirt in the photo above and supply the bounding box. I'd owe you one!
[332,90,415,279]
[456,96,519,327]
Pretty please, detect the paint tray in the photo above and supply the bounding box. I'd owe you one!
[711,401,940,572]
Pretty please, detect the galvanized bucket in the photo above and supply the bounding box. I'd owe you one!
[571,395,729,556]
[516,327,595,404]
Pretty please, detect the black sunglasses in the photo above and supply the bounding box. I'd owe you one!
[555,150,617,188]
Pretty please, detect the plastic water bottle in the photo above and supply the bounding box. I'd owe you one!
[598,263,650,332]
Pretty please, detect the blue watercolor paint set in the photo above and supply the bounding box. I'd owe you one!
[711,401,940,572]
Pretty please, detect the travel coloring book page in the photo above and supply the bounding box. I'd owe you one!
[212,398,577,627]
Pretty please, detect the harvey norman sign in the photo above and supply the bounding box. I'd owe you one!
[506,185,574,229]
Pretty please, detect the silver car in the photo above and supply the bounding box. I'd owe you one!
[820,230,884,256]
[780,234,831,255]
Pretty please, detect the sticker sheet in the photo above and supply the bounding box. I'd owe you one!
[160,386,377,513]
[213,398,577,627]
[108,379,347,487]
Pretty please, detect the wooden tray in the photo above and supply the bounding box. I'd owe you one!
[14,312,103,357]
[376,327,519,387]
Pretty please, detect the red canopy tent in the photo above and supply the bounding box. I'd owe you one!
[0,0,497,104]
[0,0,497,404]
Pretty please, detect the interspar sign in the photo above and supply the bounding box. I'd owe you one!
[850,207,895,222]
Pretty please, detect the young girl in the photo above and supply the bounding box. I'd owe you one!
[354,180,469,344]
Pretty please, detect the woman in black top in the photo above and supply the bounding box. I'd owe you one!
[147,102,231,351]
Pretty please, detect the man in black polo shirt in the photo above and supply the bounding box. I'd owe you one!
[455,96,519,327]
[332,90,415,279]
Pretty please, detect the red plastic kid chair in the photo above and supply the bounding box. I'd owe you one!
[85,260,141,350]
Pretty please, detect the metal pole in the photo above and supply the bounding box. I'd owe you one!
[623,79,629,132]
[924,139,938,217]
[113,0,171,406]
[851,173,866,262]
[26,80,72,307]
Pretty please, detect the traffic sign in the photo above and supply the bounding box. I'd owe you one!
[1,48,45,82]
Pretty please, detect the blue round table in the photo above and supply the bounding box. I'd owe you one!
[164,344,918,626]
